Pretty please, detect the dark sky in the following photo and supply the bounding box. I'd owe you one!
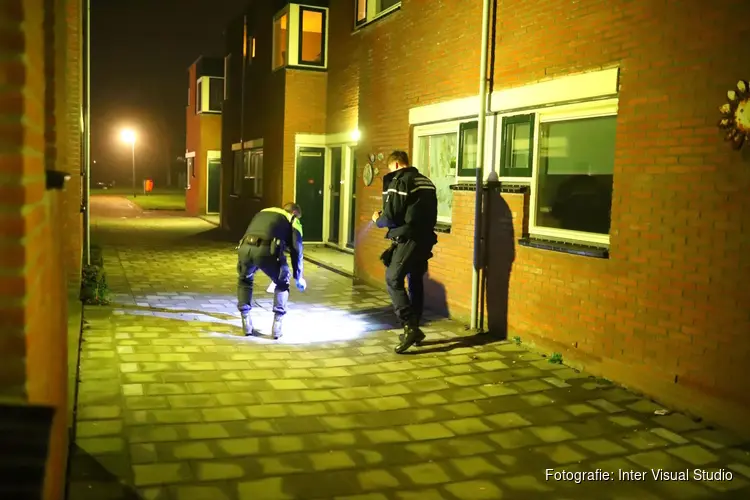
[91,0,247,184]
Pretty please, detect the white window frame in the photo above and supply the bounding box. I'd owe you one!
[272,8,290,71]
[223,54,231,100]
[273,4,329,70]
[196,76,224,114]
[505,98,618,247]
[185,152,195,190]
[355,0,401,28]
[412,121,464,225]
[244,148,263,198]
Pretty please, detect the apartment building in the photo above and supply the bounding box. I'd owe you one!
[185,56,224,218]
[218,0,750,434]
[1,0,85,498]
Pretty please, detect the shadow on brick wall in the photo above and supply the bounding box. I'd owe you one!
[484,192,515,340]
[423,272,449,321]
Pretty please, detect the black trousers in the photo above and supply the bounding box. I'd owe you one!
[237,243,290,315]
[384,240,431,327]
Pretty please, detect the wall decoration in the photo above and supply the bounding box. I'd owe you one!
[363,152,381,186]
[363,163,374,186]
[718,80,750,150]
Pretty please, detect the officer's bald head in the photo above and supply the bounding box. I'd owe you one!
[284,202,302,218]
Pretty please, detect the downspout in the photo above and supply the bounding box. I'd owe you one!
[470,0,493,331]
[84,0,91,265]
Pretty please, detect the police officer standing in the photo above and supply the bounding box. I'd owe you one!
[237,202,307,339]
[372,151,438,354]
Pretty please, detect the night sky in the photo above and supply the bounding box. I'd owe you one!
[90,0,248,185]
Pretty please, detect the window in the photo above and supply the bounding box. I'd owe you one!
[208,79,223,111]
[224,54,231,100]
[196,77,224,114]
[499,114,534,178]
[416,132,457,223]
[356,0,400,26]
[186,157,194,189]
[299,7,325,66]
[196,80,202,112]
[244,149,263,198]
[534,115,616,237]
[457,121,478,177]
[232,150,243,195]
[251,37,256,60]
[273,13,288,70]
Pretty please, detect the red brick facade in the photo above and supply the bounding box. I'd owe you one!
[217,0,749,433]
[0,0,83,497]
[185,59,223,217]
[350,0,750,435]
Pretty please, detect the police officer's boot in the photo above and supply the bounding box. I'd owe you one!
[395,323,425,354]
[271,288,289,340]
[240,312,254,336]
[271,314,283,340]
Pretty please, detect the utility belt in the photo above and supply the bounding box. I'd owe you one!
[241,235,284,256]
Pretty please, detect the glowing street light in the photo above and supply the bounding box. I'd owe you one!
[120,128,137,197]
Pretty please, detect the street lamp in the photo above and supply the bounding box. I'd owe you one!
[120,128,136,197]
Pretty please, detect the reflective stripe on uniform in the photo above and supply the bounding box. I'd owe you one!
[261,207,304,237]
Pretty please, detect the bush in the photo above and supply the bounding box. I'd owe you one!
[81,265,109,305]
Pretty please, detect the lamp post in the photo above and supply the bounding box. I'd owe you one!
[120,129,136,197]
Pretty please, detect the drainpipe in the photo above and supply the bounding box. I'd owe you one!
[470,0,493,331]
[84,0,91,265]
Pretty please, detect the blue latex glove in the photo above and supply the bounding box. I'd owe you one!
[296,277,307,292]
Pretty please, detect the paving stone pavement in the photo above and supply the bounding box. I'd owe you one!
[68,203,750,500]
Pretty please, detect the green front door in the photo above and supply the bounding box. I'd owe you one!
[207,158,221,214]
[295,147,325,242]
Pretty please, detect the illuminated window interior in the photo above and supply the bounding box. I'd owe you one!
[356,0,366,24]
[273,13,288,69]
[300,9,324,65]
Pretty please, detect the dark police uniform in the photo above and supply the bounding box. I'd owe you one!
[236,207,304,337]
[375,166,438,352]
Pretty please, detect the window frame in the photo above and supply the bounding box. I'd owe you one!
[355,0,401,28]
[457,120,479,178]
[243,148,264,199]
[498,113,535,179]
[231,150,243,196]
[272,9,290,71]
[297,6,327,68]
[516,98,619,247]
[223,54,231,100]
[412,121,465,225]
[185,156,194,189]
[196,76,224,114]
[196,80,202,113]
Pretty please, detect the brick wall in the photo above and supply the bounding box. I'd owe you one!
[352,0,750,432]
[325,0,360,135]
[0,0,82,497]
[185,60,222,217]
[354,0,482,294]
[283,70,328,203]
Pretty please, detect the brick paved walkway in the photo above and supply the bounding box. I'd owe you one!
[67,200,750,500]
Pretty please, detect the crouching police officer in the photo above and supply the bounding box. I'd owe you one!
[372,151,438,354]
[237,203,307,339]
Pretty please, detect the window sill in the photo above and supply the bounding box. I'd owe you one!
[518,237,609,259]
[435,222,451,234]
[449,182,529,194]
[353,3,401,32]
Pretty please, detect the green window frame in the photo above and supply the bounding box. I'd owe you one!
[499,114,535,178]
[457,120,479,177]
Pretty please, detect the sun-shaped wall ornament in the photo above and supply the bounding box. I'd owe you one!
[718,80,750,150]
